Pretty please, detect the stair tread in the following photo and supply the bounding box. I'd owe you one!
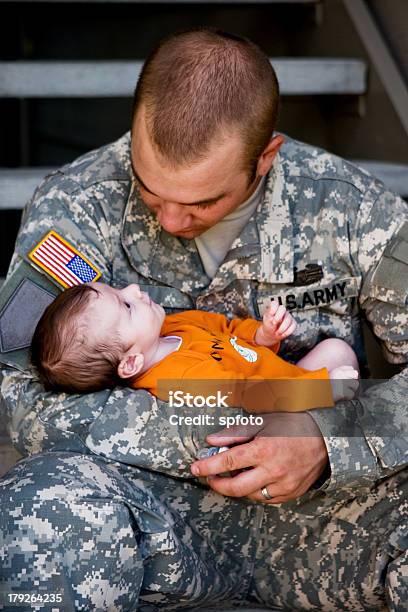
[0,58,367,97]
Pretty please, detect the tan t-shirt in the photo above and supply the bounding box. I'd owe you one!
[195,175,267,279]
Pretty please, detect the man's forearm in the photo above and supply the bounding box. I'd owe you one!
[2,367,245,478]
[308,366,408,491]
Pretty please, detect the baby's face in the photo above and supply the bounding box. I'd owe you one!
[85,283,165,355]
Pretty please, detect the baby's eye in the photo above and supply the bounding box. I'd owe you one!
[124,302,131,310]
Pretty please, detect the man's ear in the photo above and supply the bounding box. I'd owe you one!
[256,134,284,177]
[117,353,144,379]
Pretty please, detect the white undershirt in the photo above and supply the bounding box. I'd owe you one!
[195,175,267,279]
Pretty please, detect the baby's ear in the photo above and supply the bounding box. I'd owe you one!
[118,353,144,379]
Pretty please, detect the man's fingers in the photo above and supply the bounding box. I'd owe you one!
[191,441,258,477]
[247,490,295,505]
[247,475,313,504]
[204,433,251,447]
[204,467,274,498]
[205,422,261,447]
[205,468,311,502]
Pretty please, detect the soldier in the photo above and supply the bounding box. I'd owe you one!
[0,28,407,611]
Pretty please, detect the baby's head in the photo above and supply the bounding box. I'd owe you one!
[31,282,165,393]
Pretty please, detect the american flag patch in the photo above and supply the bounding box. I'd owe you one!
[28,230,102,289]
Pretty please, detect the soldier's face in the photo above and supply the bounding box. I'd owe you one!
[130,107,261,238]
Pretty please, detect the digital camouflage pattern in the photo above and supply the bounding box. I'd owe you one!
[0,132,407,610]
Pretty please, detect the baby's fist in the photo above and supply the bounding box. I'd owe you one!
[256,301,297,346]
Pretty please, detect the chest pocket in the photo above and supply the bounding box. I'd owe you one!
[138,284,194,313]
[257,275,361,317]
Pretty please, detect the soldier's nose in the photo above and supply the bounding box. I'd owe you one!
[157,203,191,233]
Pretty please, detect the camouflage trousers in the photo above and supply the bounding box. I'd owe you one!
[0,452,407,611]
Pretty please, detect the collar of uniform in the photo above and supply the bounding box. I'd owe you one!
[209,153,294,289]
[256,153,294,283]
[121,180,210,293]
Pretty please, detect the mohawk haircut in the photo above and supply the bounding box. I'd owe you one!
[31,284,125,394]
[132,28,280,176]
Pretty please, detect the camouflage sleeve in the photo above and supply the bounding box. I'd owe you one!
[7,171,114,280]
[1,174,241,477]
[309,183,408,492]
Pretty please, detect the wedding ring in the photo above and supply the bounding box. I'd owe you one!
[261,486,273,500]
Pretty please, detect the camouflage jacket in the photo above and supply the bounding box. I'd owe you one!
[1,132,408,492]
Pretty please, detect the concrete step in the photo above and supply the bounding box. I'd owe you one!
[0,58,367,98]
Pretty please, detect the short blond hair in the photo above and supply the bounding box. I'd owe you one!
[132,28,280,177]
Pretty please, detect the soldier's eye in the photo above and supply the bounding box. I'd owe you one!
[194,201,216,209]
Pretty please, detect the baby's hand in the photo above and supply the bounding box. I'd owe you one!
[255,301,297,346]
[330,365,359,402]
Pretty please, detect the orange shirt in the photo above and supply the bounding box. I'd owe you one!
[132,310,333,412]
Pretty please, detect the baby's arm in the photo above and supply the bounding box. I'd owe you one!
[255,302,359,403]
[297,338,359,402]
[254,301,297,348]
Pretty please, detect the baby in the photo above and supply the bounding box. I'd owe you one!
[31,282,359,412]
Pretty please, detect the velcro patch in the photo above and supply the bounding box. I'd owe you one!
[0,278,56,352]
[28,230,101,289]
[366,221,408,306]
[383,221,408,265]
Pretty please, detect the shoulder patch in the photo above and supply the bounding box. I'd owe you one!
[0,260,60,370]
[28,230,101,289]
[362,221,408,306]
[0,278,55,353]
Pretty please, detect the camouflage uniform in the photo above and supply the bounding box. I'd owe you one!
[0,133,407,611]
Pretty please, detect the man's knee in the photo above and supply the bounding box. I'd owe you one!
[0,452,144,610]
[0,452,238,609]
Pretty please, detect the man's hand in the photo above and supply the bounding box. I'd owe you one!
[190,412,328,504]
[255,301,297,347]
